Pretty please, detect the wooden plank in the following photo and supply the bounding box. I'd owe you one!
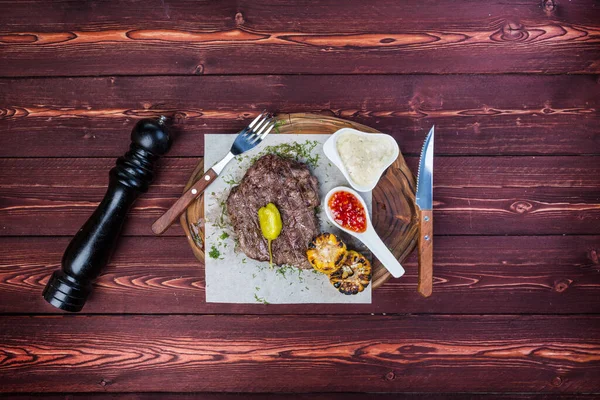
[0,0,599,76]
[4,0,600,31]
[2,394,599,399]
[1,75,599,157]
[0,157,193,237]
[1,156,599,237]
[1,235,598,315]
[0,315,598,393]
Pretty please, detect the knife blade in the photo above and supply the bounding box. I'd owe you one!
[415,126,434,297]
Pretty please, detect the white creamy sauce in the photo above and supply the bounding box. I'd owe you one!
[336,132,395,187]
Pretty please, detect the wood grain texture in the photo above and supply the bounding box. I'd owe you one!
[0,1,599,76]
[153,168,217,235]
[0,157,194,237]
[1,1,599,397]
[1,156,598,237]
[1,75,599,158]
[3,395,600,400]
[1,235,598,314]
[0,315,599,393]
[4,0,599,31]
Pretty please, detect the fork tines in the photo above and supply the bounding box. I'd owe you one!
[245,111,275,144]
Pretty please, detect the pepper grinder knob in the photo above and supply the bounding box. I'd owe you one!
[42,117,172,312]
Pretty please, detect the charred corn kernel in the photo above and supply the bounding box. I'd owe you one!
[258,203,282,267]
[329,250,372,295]
[306,232,348,274]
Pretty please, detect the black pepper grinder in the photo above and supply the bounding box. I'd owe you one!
[42,117,172,312]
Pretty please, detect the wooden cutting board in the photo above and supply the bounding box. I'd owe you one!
[180,113,418,289]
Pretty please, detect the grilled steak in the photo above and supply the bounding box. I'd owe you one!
[226,154,320,269]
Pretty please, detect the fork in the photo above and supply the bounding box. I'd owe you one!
[152,112,275,235]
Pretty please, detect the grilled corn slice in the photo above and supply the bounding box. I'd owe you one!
[306,232,347,274]
[329,250,372,295]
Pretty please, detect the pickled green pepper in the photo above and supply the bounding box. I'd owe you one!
[258,202,282,267]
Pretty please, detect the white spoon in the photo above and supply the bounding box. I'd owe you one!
[324,186,405,278]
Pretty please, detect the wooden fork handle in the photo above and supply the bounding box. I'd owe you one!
[417,209,433,297]
[152,169,218,235]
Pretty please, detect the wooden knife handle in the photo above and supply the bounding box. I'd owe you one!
[152,169,218,235]
[417,209,433,297]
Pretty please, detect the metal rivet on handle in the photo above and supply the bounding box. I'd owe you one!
[424,235,430,241]
[424,216,430,222]
[205,175,210,181]
[191,189,198,195]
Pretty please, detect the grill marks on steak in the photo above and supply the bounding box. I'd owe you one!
[226,154,320,269]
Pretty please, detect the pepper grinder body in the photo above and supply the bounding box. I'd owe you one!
[43,118,171,312]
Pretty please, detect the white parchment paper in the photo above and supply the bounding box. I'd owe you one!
[204,134,372,304]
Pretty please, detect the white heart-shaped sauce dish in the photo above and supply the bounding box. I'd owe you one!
[323,128,400,192]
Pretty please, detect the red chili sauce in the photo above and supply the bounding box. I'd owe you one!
[328,191,367,233]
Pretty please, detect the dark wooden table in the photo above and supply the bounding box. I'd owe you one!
[1,1,599,398]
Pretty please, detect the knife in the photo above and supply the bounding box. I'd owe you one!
[415,126,434,297]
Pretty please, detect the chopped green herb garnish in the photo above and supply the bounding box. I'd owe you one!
[256,264,268,272]
[254,294,269,304]
[219,232,229,240]
[208,245,221,259]
[214,197,228,229]
[273,264,308,283]
[250,140,320,169]
[223,175,239,186]
[272,119,287,134]
[276,267,287,279]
